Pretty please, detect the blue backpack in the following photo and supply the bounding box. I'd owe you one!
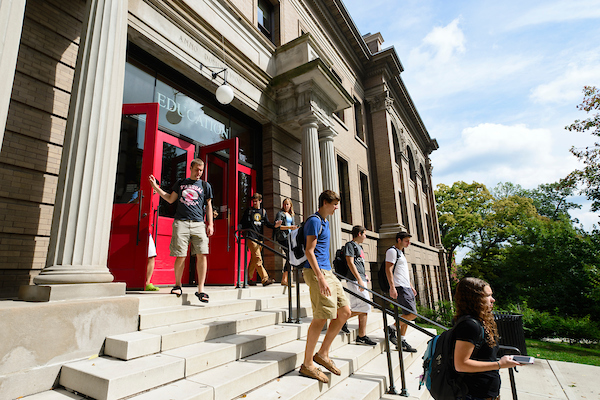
[419,316,484,400]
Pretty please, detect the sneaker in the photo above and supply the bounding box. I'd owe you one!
[401,339,418,353]
[386,326,398,346]
[341,322,350,334]
[356,335,377,346]
[144,283,159,291]
[299,364,328,383]
[247,280,257,286]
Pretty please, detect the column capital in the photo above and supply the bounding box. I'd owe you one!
[367,92,394,113]
[299,114,319,128]
[318,125,337,142]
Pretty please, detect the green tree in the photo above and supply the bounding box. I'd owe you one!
[566,86,600,212]
[435,181,492,268]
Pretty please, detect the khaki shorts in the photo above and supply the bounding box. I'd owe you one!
[170,220,209,257]
[303,268,350,319]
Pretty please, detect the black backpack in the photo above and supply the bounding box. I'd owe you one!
[288,213,323,267]
[378,246,401,292]
[333,247,347,277]
[419,316,485,400]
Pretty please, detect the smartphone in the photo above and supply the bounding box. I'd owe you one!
[512,355,535,364]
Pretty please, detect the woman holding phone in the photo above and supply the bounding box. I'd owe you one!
[453,277,520,400]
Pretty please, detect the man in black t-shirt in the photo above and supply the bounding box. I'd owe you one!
[240,193,281,286]
[149,158,213,302]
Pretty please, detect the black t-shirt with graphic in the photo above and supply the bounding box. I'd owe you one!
[171,178,213,222]
[241,208,276,240]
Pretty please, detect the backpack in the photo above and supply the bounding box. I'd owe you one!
[419,316,485,400]
[378,247,401,292]
[332,247,347,277]
[287,214,323,267]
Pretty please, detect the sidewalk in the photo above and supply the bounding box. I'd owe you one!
[500,358,599,400]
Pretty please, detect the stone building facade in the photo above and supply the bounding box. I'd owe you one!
[0,0,451,306]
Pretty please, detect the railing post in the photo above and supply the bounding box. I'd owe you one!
[394,306,408,396]
[509,367,518,400]
[382,307,397,395]
[236,232,242,288]
[287,264,293,323]
[294,266,301,323]
[243,236,248,288]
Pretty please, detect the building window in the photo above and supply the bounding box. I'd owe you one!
[337,156,352,224]
[258,0,274,42]
[399,190,409,231]
[334,109,345,122]
[392,125,401,165]
[360,172,372,230]
[407,146,416,181]
[414,203,424,242]
[426,212,435,245]
[354,99,365,141]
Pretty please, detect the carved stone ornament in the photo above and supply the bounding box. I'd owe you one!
[368,92,394,113]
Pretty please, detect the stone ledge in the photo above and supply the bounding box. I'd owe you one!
[18,283,126,302]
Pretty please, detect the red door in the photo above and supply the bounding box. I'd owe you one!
[200,138,256,285]
[151,131,196,284]
[108,103,159,289]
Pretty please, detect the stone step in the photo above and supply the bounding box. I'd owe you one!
[132,285,308,311]
[59,354,185,400]
[162,321,312,376]
[106,307,311,359]
[239,327,432,400]
[138,291,310,330]
[124,317,384,400]
[21,388,85,400]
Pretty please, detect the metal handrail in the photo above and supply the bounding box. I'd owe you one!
[234,228,300,323]
[230,231,519,398]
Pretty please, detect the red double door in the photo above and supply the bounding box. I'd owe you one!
[108,103,256,288]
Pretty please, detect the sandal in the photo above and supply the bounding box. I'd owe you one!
[195,291,209,303]
[170,286,182,297]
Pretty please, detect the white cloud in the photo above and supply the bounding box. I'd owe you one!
[432,123,581,188]
[508,0,600,29]
[530,53,600,105]
[421,18,465,63]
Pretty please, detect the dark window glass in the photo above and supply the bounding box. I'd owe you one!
[159,142,188,218]
[414,203,424,242]
[334,109,345,122]
[426,213,434,245]
[360,172,372,231]
[399,190,409,231]
[392,125,401,165]
[258,0,273,41]
[337,156,352,224]
[354,100,364,141]
[114,114,145,204]
[238,171,252,223]
[407,146,416,181]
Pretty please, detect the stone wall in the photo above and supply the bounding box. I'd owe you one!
[0,0,86,298]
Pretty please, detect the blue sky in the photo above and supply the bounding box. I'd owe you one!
[342,0,600,230]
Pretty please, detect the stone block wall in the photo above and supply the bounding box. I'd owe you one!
[0,0,86,298]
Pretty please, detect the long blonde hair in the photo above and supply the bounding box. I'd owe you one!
[280,198,294,216]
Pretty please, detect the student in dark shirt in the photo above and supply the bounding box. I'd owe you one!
[240,193,281,286]
[453,277,520,400]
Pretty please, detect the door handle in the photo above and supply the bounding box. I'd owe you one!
[136,190,144,245]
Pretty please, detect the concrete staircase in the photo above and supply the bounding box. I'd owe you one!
[21,285,433,400]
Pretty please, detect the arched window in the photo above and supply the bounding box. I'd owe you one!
[420,164,427,191]
[392,125,401,165]
[407,146,416,181]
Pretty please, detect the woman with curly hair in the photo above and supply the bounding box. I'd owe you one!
[453,277,519,400]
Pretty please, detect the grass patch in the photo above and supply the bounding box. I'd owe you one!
[526,339,600,367]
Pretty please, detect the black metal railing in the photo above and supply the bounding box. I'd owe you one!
[231,231,520,398]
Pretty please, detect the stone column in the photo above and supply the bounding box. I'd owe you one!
[0,0,26,152]
[33,0,128,286]
[319,126,341,258]
[300,116,323,218]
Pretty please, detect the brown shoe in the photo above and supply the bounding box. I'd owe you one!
[299,364,328,383]
[313,353,341,376]
[262,278,275,286]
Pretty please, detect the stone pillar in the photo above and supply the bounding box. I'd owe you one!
[300,116,323,217]
[319,126,341,258]
[33,0,128,286]
[0,0,26,152]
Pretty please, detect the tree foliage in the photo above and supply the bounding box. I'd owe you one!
[566,86,600,212]
[436,180,600,320]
